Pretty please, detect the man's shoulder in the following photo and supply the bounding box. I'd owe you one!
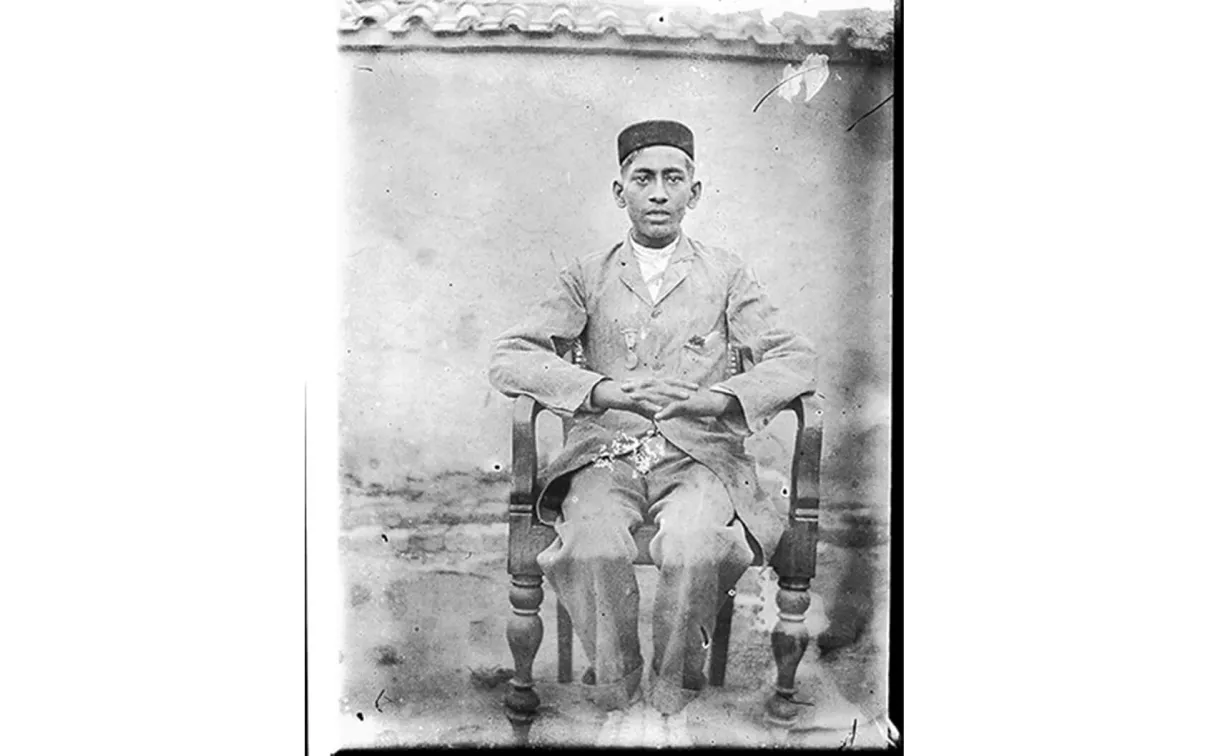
[571,240,626,267]
[685,238,749,274]
[538,244,613,291]
[559,241,629,283]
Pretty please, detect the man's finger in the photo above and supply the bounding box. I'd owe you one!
[654,401,684,420]
[630,388,690,408]
[651,388,691,401]
[629,389,664,404]
[664,378,700,390]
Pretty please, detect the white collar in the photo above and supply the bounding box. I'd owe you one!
[630,233,679,259]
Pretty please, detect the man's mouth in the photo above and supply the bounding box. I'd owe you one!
[646,211,671,219]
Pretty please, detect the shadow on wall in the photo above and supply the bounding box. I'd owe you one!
[817,346,889,656]
[828,347,890,503]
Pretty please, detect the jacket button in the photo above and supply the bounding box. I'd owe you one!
[651,308,661,318]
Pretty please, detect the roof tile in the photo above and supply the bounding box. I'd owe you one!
[339,1,894,54]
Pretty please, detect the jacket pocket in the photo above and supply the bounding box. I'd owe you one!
[678,330,725,380]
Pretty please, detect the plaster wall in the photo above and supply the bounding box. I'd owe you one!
[339,48,893,506]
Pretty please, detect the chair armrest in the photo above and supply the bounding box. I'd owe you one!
[786,392,823,524]
[513,391,822,524]
[767,391,822,577]
[508,396,560,574]
[510,396,544,515]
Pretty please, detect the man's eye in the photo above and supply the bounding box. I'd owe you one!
[634,176,649,185]
[668,176,683,184]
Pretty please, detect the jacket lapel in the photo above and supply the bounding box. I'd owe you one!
[616,237,654,306]
[652,235,696,307]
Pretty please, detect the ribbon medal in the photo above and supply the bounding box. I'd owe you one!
[622,328,639,370]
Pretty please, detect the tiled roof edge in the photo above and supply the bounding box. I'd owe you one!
[338,2,894,61]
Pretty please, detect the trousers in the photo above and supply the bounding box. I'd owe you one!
[535,443,754,714]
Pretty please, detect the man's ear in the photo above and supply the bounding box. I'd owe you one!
[612,179,626,208]
[686,179,703,209]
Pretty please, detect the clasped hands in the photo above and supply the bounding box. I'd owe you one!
[591,376,740,421]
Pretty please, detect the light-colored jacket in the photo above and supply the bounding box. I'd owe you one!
[489,234,816,562]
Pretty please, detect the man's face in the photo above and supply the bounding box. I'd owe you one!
[613,145,702,247]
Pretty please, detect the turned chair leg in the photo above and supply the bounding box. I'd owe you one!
[505,574,544,744]
[765,577,813,728]
[708,591,736,687]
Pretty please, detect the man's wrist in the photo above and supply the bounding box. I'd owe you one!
[707,388,740,417]
[591,379,626,411]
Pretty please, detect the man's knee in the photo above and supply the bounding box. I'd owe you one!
[551,515,637,566]
[652,521,733,570]
[652,504,756,573]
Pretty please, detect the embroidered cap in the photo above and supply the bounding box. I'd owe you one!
[617,120,694,165]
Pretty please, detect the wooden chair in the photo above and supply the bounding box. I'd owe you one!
[503,345,823,743]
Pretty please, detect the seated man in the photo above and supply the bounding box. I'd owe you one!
[488,120,816,716]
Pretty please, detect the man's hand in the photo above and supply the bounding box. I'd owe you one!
[591,377,699,419]
[650,388,740,421]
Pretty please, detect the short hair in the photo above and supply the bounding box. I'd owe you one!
[619,147,696,179]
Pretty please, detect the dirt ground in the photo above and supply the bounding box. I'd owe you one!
[336,471,894,749]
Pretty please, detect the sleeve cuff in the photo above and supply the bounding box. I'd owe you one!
[709,386,752,436]
[578,377,610,415]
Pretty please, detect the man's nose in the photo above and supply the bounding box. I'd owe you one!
[648,179,668,203]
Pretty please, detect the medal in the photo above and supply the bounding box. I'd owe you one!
[622,328,639,370]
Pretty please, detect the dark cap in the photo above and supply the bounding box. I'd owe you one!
[617,120,694,165]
